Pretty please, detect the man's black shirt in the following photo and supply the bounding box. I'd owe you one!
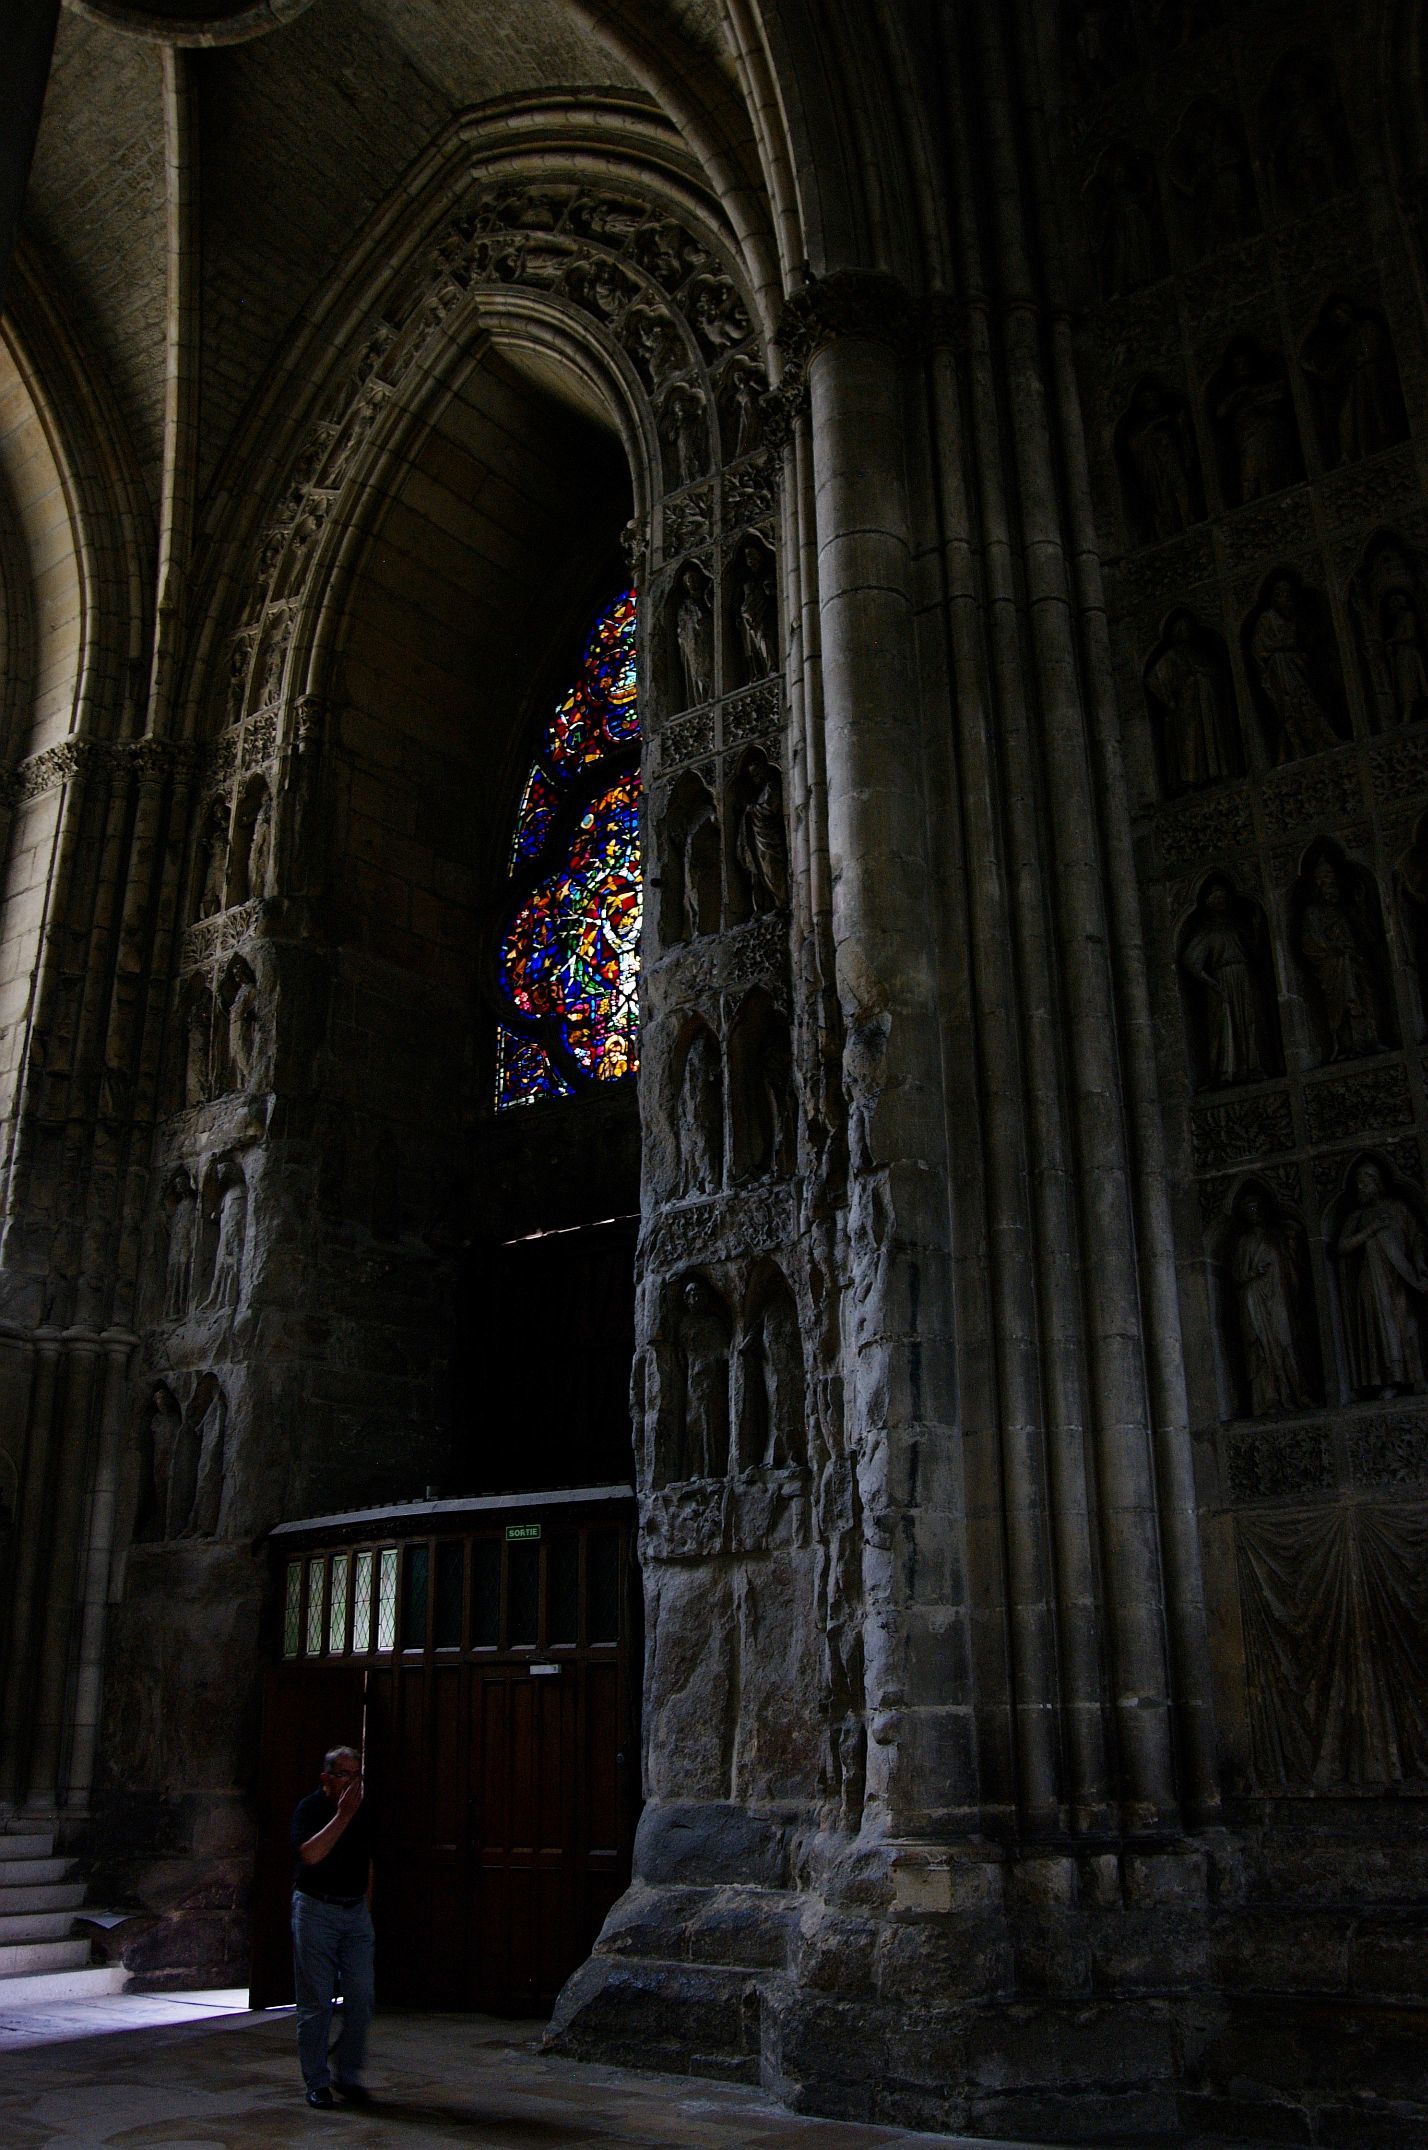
[291,1787,373,1900]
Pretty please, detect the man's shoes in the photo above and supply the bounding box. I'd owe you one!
[305,2086,335,2108]
[334,2080,374,2107]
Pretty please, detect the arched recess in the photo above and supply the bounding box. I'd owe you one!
[0,246,150,1272]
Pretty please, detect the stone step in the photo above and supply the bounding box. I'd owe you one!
[0,1962,127,2005]
[0,1937,91,1977]
[0,1910,78,1944]
[0,1859,73,1889]
[0,1835,54,1862]
[0,1882,85,1916]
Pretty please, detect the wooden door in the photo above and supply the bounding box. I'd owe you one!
[248,1663,366,2007]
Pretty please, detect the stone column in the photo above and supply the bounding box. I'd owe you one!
[0,0,61,319]
[797,279,974,1835]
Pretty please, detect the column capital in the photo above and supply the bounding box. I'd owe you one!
[774,270,919,368]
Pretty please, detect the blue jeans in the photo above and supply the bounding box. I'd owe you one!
[291,1892,374,2092]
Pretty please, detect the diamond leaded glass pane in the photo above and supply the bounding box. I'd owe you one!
[305,1558,325,1656]
[587,1531,620,1644]
[548,1536,579,1646]
[376,1548,398,1651]
[327,1554,349,1653]
[283,1562,302,1659]
[352,1551,373,1654]
[471,1538,500,1648]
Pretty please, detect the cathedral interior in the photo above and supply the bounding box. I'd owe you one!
[1,0,1427,2141]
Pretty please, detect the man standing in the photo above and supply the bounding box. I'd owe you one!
[291,1744,375,2110]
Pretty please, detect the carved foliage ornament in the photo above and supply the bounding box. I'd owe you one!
[229,180,764,730]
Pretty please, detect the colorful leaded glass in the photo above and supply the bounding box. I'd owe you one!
[495,588,641,1108]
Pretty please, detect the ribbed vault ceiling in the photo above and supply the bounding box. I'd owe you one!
[23,0,733,512]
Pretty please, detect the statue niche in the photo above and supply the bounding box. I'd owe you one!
[1350,532,1428,734]
[717,351,766,460]
[1216,1181,1318,1420]
[198,1155,247,1313]
[1168,95,1258,260]
[1395,809,1428,1028]
[1332,1156,1428,1401]
[136,1374,227,1541]
[180,976,215,1110]
[1115,375,1204,548]
[228,774,272,908]
[670,560,715,712]
[673,1017,723,1199]
[1083,141,1166,299]
[194,797,230,919]
[661,771,722,944]
[738,1267,806,1471]
[1241,567,1348,763]
[1300,297,1408,471]
[730,748,789,918]
[1143,607,1242,796]
[216,954,260,1095]
[658,379,708,491]
[1289,839,1395,1065]
[1178,874,1279,1089]
[1259,48,1356,219]
[666,1275,733,1482]
[727,988,794,1183]
[1206,335,1304,508]
[728,535,777,689]
[162,1165,197,1320]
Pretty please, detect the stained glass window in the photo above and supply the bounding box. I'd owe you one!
[494,588,641,1108]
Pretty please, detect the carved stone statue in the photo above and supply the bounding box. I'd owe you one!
[197,801,229,918]
[674,1277,731,1479]
[1381,590,1428,727]
[623,301,679,380]
[1265,54,1354,212]
[674,566,714,708]
[1119,380,1199,544]
[731,998,793,1182]
[1300,299,1407,467]
[246,786,273,903]
[734,542,776,683]
[1181,879,1266,1086]
[227,965,260,1093]
[1230,1190,1311,1416]
[1086,145,1162,298]
[1211,340,1301,505]
[183,986,212,1109]
[177,1377,226,1539]
[1169,98,1256,255]
[735,761,789,912]
[1248,574,1342,761]
[676,793,721,941]
[163,1167,197,1320]
[719,352,766,458]
[687,273,749,351]
[742,1280,805,1469]
[1297,855,1384,1061]
[1338,1162,1428,1397]
[676,1026,722,1197]
[203,1160,247,1312]
[1145,609,1239,794]
[141,1383,183,1540]
[661,381,706,489]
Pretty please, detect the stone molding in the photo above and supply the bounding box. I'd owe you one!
[2,734,197,806]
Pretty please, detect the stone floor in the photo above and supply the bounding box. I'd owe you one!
[0,2001,1079,2150]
